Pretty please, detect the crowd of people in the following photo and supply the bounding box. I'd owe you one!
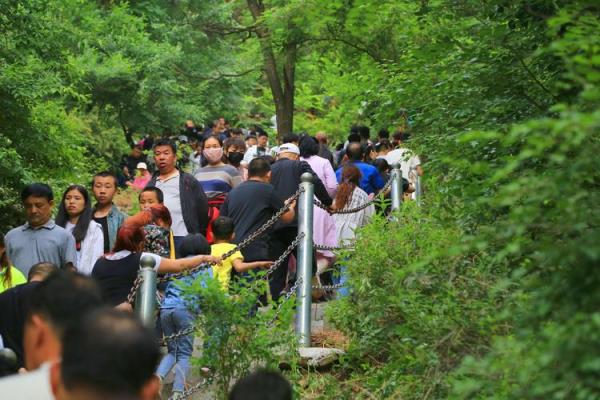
[0,119,422,399]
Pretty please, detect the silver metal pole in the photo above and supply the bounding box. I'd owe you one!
[296,172,314,347]
[415,169,422,206]
[391,163,402,212]
[135,255,157,328]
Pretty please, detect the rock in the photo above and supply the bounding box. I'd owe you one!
[298,347,345,368]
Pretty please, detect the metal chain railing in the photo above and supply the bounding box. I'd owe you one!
[168,377,210,400]
[313,242,354,252]
[126,275,144,305]
[156,188,303,284]
[312,282,345,290]
[261,233,304,280]
[267,277,302,327]
[159,324,198,346]
[314,171,395,215]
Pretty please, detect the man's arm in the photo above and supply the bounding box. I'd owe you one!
[63,234,78,271]
[280,199,296,223]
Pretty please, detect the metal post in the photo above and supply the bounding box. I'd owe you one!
[296,172,314,347]
[414,170,422,206]
[391,163,403,212]
[135,255,157,328]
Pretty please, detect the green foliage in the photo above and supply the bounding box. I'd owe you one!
[186,272,298,399]
[323,203,508,399]
[0,0,256,232]
[305,2,600,399]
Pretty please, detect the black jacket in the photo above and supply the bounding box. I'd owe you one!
[270,158,332,229]
[147,170,208,236]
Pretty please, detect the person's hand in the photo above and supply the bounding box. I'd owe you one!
[257,261,274,269]
[285,198,297,209]
[115,302,133,312]
[205,255,222,265]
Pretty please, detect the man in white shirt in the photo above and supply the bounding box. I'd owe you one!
[0,271,102,399]
[385,132,423,198]
[242,131,271,164]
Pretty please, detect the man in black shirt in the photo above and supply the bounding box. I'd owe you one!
[269,143,333,300]
[220,158,295,271]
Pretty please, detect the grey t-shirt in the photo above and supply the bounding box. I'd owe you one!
[5,219,78,276]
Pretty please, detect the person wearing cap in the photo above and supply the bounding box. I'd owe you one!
[268,143,333,300]
[126,162,152,191]
[120,144,148,187]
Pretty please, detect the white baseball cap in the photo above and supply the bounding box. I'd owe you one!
[136,162,148,170]
[277,143,300,155]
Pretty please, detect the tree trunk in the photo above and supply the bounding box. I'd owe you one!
[118,106,135,147]
[247,0,296,139]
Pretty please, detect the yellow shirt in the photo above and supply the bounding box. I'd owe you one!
[0,266,27,293]
[211,243,243,291]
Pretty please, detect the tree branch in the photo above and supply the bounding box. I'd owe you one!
[517,56,560,102]
[299,35,386,64]
[171,65,258,82]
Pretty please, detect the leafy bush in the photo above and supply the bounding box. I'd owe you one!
[186,272,299,399]
[324,202,508,399]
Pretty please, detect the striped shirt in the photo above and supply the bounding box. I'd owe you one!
[194,164,242,199]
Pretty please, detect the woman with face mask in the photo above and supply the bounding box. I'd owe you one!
[55,185,105,275]
[194,135,242,205]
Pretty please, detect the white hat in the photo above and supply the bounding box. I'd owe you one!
[136,162,148,170]
[277,143,300,155]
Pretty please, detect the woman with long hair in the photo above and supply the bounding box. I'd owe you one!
[332,164,375,297]
[333,164,375,242]
[91,224,220,308]
[0,235,26,293]
[56,185,104,275]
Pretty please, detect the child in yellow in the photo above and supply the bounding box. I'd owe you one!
[210,216,272,291]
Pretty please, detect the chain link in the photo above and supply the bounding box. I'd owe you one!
[313,242,354,251]
[168,378,210,400]
[312,282,345,290]
[267,277,302,327]
[126,275,143,305]
[261,233,304,280]
[314,171,395,215]
[159,324,198,346]
[157,262,212,283]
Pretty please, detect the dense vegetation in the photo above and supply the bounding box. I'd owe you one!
[1,1,598,398]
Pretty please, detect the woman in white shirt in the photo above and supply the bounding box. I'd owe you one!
[56,185,104,275]
[332,164,375,296]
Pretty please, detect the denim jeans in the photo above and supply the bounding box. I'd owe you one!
[156,306,194,392]
[332,265,350,298]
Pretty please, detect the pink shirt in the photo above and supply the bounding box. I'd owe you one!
[301,155,337,198]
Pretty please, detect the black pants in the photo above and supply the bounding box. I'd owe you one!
[268,227,316,301]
